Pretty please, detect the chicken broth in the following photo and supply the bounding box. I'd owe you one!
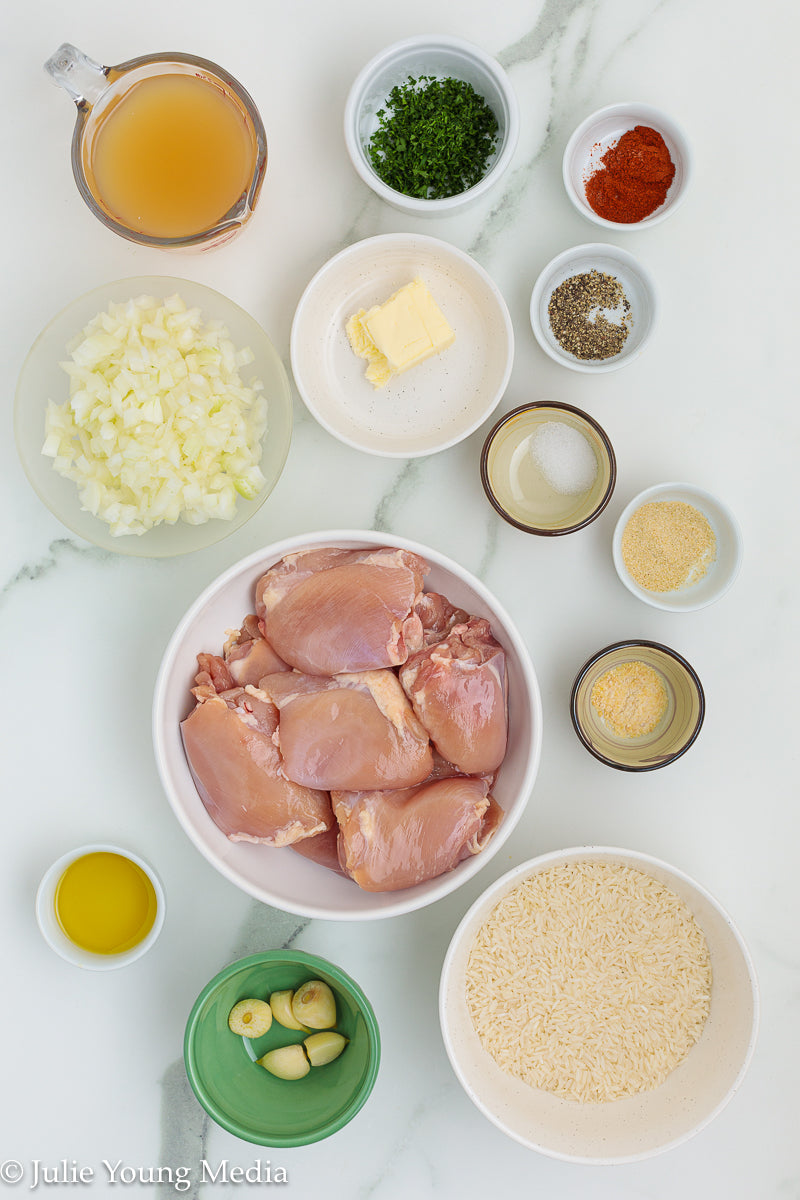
[83,72,257,239]
[54,851,158,954]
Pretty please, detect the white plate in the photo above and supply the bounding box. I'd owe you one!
[290,234,514,457]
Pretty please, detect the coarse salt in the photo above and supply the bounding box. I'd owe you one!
[529,420,598,495]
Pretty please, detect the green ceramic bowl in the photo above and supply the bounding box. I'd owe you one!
[184,950,380,1146]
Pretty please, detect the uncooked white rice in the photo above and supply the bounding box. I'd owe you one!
[465,862,712,1103]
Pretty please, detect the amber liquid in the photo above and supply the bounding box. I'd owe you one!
[86,72,257,239]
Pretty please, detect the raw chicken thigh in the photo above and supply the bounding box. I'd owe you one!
[255,546,428,675]
[223,614,290,685]
[193,616,290,694]
[257,668,433,791]
[414,591,469,645]
[399,618,508,775]
[181,684,332,847]
[332,777,504,892]
[181,547,515,895]
[289,826,346,875]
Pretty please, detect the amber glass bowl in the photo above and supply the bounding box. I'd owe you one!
[480,402,616,535]
[570,640,704,771]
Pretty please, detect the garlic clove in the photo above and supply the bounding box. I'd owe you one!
[269,989,310,1031]
[227,998,272,1038]
[304,1031,348,1066]
[257,1044,310,1080]
[291,980,337,1030]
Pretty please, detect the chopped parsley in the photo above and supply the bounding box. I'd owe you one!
[366,75,499,200]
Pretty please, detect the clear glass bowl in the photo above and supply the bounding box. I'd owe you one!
[14,276,292,557]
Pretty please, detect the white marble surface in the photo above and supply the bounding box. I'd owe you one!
[2,1,798,1196]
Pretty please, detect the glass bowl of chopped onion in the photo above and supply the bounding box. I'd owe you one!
[344,35,519,216]
[440,845,759,1162]
[14,277,292,556]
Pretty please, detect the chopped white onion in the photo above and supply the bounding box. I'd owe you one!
[42,293,269,537]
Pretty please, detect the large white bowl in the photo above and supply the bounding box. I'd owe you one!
[344,34,519,216]
[14,277,292,557]
[440,845,759,1163]
[153,531,542,920]
[290,234,514,457]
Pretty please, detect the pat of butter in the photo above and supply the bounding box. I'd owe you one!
[346,278,455,388]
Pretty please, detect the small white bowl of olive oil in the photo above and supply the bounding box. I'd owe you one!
[35,844,165,969]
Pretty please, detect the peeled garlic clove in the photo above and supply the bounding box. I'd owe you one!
[269,989,310,1031]
[304,1031,348,1067]
[291,980,337,1029]
[257,1044,310,1080]
[228,998,272,1038]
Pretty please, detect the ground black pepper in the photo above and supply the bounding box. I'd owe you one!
[547,270,631,360]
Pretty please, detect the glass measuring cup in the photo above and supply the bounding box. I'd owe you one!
[44,44,267,251]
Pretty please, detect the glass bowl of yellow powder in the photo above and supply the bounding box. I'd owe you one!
[612,482,743,612]
[570,640,704,771]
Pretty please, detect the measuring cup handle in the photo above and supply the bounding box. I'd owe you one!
[44,43,109,107]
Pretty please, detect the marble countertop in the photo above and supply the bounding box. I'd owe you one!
[2,1,797,1196]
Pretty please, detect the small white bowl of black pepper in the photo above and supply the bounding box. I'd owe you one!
[530,243,658,373]
[344,34,520,216]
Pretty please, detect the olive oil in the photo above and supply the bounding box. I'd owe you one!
[54,851,158,955]
[85,72,257,239]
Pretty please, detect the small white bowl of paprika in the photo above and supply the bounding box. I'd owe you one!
[562,102,692,230]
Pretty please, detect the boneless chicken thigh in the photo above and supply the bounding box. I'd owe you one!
[414,591,469,645]
[399,618,508,776]
[255,546,428,675]
[179,547,514,895]
[257,668,433,791]
[223,614,291,685]
[193,617,290,695]
[180,685,332,847]
[332,777,504,892]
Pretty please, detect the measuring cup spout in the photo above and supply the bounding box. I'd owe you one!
[44,43,109,107]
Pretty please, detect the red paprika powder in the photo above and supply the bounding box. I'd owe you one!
[584,125,675,223]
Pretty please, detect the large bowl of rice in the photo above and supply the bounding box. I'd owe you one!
[439,845,759,1163]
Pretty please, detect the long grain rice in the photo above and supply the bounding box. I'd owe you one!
[465,862,712,1103]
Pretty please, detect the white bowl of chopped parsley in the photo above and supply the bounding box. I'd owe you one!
[344,35,519,214]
